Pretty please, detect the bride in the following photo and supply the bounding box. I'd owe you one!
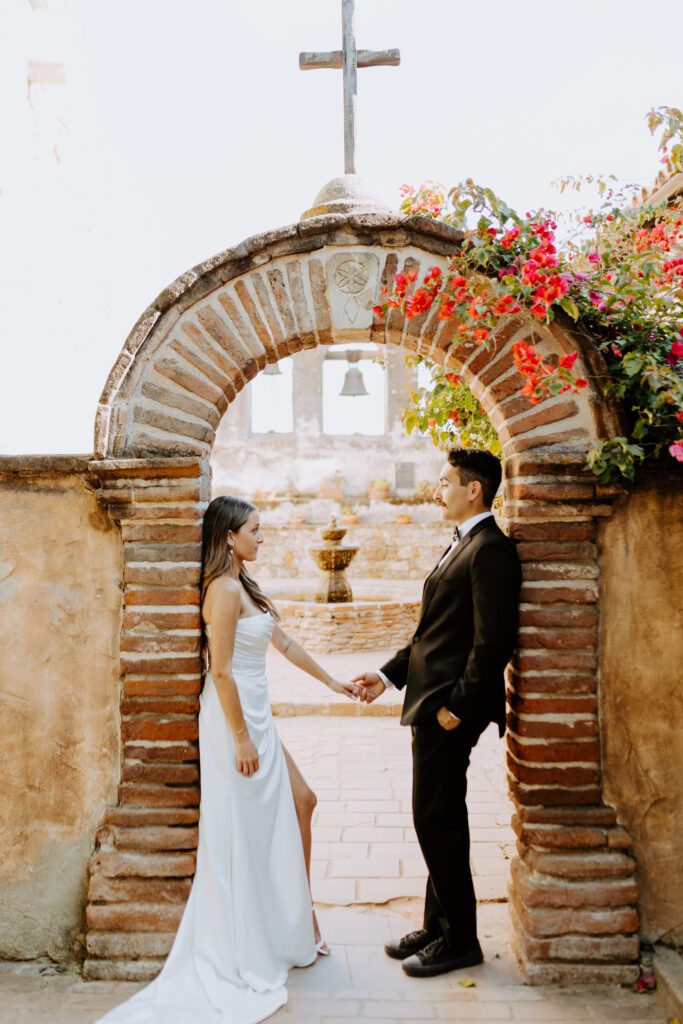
[97,496,358,1024]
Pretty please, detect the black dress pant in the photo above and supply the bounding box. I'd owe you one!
[411,717,484,954]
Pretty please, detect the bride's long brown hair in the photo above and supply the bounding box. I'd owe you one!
[200,495,278,617]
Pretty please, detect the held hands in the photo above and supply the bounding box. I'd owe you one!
[235,734,259,776]
[351,672,386,704]
[328,678,361,700]
[436,706,461,731]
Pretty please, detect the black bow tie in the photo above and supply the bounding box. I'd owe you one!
[452,526,461,543]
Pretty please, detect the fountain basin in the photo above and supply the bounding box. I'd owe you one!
[267,579,420,654]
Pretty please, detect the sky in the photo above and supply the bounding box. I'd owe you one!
[1,0,682,453]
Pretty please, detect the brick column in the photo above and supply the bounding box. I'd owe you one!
[83,457,208,981]
[505,454,639,985]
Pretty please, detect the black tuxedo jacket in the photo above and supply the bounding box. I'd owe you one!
[381,517,521,734]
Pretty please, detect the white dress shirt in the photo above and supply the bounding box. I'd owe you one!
[378,511,494,690]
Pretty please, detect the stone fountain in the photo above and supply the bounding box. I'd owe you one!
[309,516,358,603]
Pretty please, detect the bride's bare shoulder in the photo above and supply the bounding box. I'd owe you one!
[203,575,242,622]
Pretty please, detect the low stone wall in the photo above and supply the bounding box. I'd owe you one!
[277,598,420,653]
[257,523,449,580]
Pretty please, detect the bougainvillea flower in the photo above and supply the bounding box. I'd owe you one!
[669,441,683,462]
[559,353,578,370]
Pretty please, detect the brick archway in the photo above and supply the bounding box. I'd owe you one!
[85,213,638,985]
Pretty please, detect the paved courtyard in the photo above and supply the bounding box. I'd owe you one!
[0,649,675,1023]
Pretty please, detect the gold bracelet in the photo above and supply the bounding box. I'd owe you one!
[234,725,248,739]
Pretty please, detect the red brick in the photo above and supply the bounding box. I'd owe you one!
[110,826,198,852]
[155,356,227,410]
[124,542,200,563]
[121,763,199,785]
[124,587,200,607]
[104,807,199,828]
[515,821,610,849]
[120,635,199,654]
[122,523,202,544]
[122,719,198,743]
[521,564,598,582]
[121,697,199,716]
[508,482,595,501]
[517,628,597,650]
[120,654,201,676]
[517,930,640,962]
[518,806,616,827]
[87,902,184,933]
[506,426,589,457]
[508,713,598,739]
[525,849,635,880]
[519,903,638,938]
[86,930,175,959]
[502,399,579,441]
[519,606,598,628]
[124,743,199,763]
[520,584,597,604]
[507,757,599,787]
[123,610,201,631]
[478,347,516,388]
[509,694,597,715]
[124,565,200,587]
[88,874,192,904]
[509,521,596,542]
[516,651,597,672]
[509,670,597,695]
[123,678,201,698]
[487,368,524,403]
[118,784,200,808]
[508,736,600,764]
[510,780,601,807]
[511,860,638,909]
[92,459,203,481]
[517,541,597,562]
[117,504,205,522]
[91,851,196,879]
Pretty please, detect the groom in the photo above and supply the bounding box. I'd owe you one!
[353,449,521,978]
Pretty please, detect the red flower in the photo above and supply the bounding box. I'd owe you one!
[671,339,683,358]
[575,378,588,388]
[427,418,437,428]
[559,353,578,370]
[372,305,383,317]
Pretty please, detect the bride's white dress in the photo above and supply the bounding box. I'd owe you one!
[97,612,317,1024]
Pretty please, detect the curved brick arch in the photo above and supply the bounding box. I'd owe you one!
[95,215,618,462]
[86,214,638,987]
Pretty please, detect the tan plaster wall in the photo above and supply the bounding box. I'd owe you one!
[600,472,683,944]
[0,466,121,961]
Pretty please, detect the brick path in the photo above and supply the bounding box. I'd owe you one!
[0,652,673,1022]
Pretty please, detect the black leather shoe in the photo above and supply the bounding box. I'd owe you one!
[401,937,484,977]
[384,928,436,961]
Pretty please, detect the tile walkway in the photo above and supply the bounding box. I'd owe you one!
[0,648,674,1023]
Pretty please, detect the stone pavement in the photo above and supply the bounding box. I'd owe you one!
[277,715,514,906]
[0,904,672,1023]
[1,661,674,1023]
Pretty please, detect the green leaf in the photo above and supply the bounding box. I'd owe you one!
[558,297,580,321]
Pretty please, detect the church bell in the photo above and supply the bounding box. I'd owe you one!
[339,350,369,396]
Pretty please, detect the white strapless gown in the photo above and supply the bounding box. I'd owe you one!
[96,612,316,1024]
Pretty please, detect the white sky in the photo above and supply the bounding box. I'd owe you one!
[1,0,682,454]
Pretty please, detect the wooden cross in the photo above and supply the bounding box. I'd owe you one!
[299,0,400,175]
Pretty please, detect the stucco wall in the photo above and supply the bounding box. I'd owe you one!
[0,460,122,961]
[600,471,683,944]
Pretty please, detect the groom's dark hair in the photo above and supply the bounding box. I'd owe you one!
[448,449,502,507]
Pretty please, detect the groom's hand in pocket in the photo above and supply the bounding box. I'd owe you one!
[351,672,386,704]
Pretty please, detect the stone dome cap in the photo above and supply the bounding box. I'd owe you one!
[300,174,392,221]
